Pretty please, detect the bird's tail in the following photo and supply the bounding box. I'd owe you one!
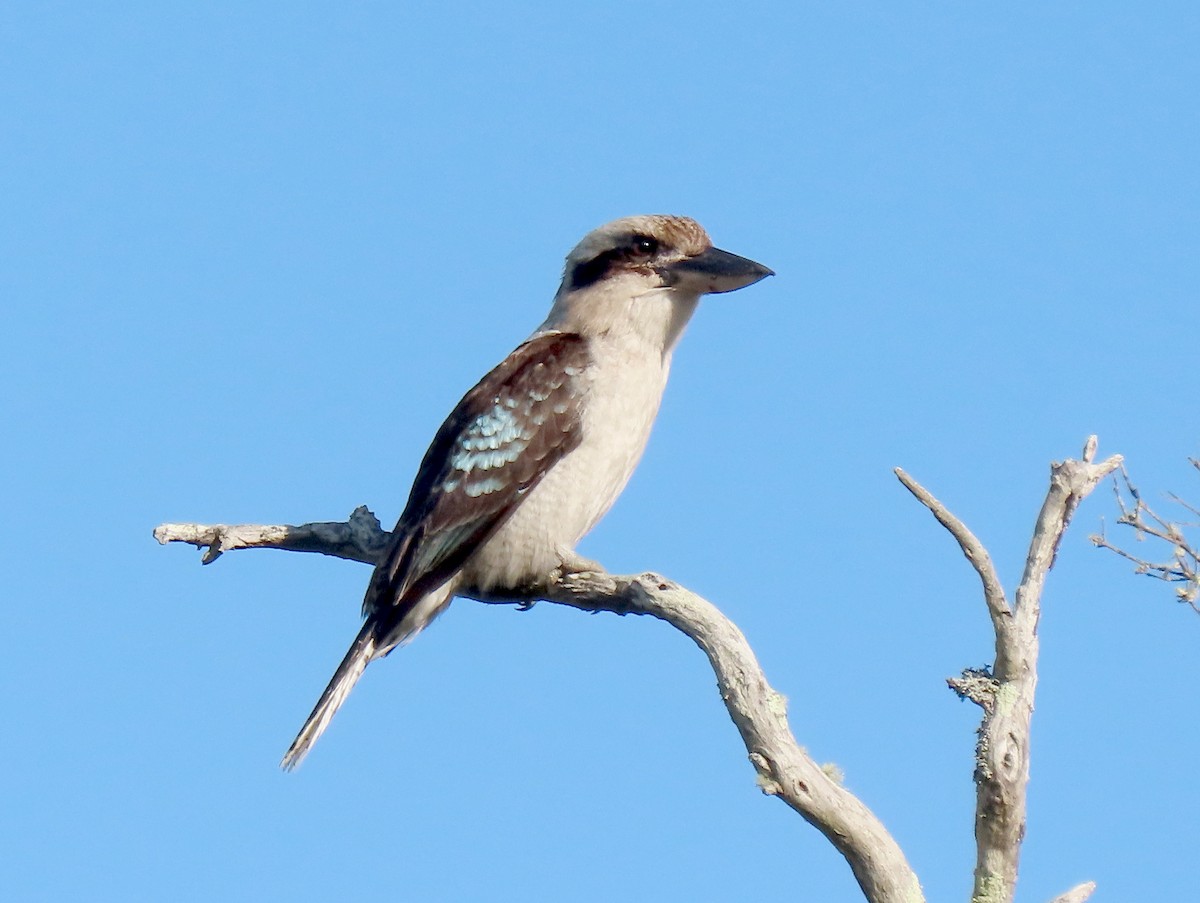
[281,623,378,771]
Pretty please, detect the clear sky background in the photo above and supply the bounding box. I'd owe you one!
[3,4,1198,901]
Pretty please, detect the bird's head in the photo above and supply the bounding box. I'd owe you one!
[545,215,773,352]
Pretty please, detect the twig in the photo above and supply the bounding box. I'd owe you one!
[1089,464,1200,612]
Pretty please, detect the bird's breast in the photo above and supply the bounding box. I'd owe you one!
[461,333,672,591]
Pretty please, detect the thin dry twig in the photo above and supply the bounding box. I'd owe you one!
[1089,464,1200,612]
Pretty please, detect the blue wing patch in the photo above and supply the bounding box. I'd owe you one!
[362,331,591,616]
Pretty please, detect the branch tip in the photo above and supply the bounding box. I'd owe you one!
[1048,880,1097,903]
[894,467,1012,624]
[1081,435,1098,463]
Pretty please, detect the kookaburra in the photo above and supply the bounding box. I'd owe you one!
[282,215,772,769]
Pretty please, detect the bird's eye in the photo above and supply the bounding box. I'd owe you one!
[630,235,659,257]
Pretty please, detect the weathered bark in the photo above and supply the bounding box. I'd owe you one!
[155,516,924,903]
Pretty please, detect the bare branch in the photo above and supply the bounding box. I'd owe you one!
[898,436,1117,903]
[1011,439,1123,645]
[156,514,924,903]
[154,506,390,565]
[893,467,1013,633]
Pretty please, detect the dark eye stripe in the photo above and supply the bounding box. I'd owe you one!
[568,247,622,290]
[568,234,665,290]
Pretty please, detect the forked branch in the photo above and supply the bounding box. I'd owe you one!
[896,436,1118,903]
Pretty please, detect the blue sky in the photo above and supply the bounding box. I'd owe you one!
[3,3,1198,901]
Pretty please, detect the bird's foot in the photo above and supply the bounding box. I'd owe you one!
[554,548,605,578]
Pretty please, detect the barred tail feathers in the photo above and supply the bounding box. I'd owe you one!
[280,585,456,771]
[281,625,377,771]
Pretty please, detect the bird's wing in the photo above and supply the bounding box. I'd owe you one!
[364,330,590,616]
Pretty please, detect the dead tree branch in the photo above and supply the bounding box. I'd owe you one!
[1089,463,1200,612]
[153,505,389,565]
[896,435,1120,903]
[155,515,924,903]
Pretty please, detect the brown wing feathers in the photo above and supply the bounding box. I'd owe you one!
[364,331,590,617]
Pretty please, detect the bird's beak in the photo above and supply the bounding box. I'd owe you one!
[664,247,775,295]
